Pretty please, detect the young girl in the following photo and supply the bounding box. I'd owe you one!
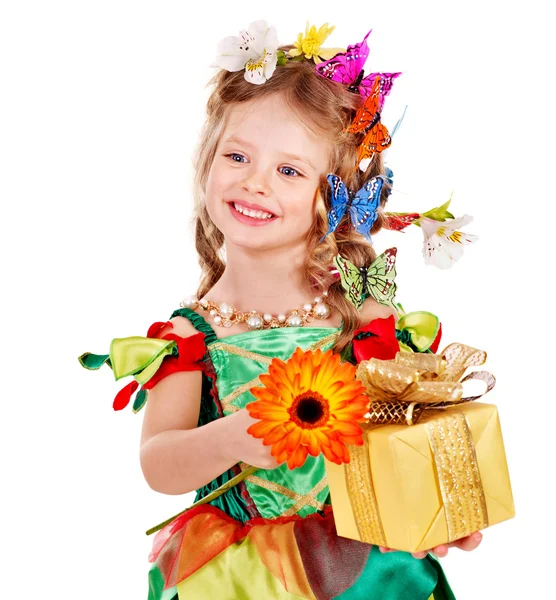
[85,21,482,600]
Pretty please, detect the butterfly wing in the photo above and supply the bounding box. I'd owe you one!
[348,176,385,241]
[347,78,381,134]
[333,255,365,310]
[364,247,398,311]
[384,212,422,231]
[356,124,392,172]
[383,167,394,200]
[359,72,402,105]
[315,30,371,86]
[321,174,350,240]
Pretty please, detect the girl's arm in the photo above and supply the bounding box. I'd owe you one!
[139,316,232,495]
[139,317,279,495]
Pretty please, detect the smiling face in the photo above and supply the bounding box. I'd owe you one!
[204,93,331,255]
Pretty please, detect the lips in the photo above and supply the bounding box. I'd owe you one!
[228,202,278,227]
[227,199,277,216]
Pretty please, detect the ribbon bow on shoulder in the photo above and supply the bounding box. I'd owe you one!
[78,321,207,412]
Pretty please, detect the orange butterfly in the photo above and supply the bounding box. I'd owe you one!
[347,73,400,172]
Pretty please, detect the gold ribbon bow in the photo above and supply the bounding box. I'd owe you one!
[356,342,496,425]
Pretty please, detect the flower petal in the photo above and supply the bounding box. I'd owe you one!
[285,427,302,453]
[211,52,248,72]
[287,445,308,469]
[306,433,321,456]
[244,64,268,85]
[330,420,364,437]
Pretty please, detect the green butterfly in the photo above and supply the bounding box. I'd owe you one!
[333,247,398,311]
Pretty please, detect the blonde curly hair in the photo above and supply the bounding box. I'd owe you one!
[192,46,392,353]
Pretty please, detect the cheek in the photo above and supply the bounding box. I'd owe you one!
[205,166,220,199]
[205,164,230,216]
[289,186,319,221]
[203,168,224,225]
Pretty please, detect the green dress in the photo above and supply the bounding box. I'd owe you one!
[146,308,455,600]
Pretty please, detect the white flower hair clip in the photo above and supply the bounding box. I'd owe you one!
[384,189,478,269]
[211,20,280,85]
[420,214,478,269]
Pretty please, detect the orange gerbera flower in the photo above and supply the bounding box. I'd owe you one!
[246,347,369,469]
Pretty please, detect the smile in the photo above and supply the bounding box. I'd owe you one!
[228,202,278,226]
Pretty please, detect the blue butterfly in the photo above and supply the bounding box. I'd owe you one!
[321,173,385,242]
[384,166,394,200]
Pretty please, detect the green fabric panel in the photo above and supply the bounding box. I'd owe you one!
[176,537,305,599]
[335,546,455,600]
[148,563,178,600]
[209,325,340,413]
[423,555,456,600]
[208,326,340,519]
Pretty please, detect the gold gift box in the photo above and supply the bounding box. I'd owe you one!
[325,346,515,553]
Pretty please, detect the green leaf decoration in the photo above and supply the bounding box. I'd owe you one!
[396,310,439,352]
[419,194,455,224]
[78,352,111,370]
[133,388,148,413]
[276,50,288,65]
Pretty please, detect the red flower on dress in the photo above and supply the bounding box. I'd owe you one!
[352,315,400,363]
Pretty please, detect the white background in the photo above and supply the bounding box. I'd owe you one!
[1,1,554,598]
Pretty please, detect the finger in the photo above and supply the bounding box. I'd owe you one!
[451,532,483,552]
[411,551,428,559]
[378,546,397,553]
[431,544,449,558]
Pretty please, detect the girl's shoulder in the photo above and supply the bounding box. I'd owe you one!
[164,315,200,338]
[165,307,218,345]
[359,296,398,327]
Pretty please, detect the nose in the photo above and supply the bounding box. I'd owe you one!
[241,166,271,196]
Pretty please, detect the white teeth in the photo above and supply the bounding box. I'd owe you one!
[233,202,274,220]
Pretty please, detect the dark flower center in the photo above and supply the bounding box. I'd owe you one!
[289,391,330,428]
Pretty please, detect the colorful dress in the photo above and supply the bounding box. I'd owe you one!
[146,308,455,600]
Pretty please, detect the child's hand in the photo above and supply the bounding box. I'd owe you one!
[228,409,283,470]
[378,531,483,559]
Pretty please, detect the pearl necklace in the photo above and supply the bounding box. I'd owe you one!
[180,291,331,330]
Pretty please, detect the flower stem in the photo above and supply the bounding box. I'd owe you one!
[145,465,258,536]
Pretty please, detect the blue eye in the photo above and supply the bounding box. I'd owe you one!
[225,153,301,178]
[226,153,247,163]
[279,166,300,177]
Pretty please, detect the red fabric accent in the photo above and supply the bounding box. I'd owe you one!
[352,315,400,362]
[146,320,174,338]
[149,503,341,590]
[430,322,442,354]
[113,380,139,411]
[142,331,207,390]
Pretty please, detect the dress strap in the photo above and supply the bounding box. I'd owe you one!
[169,307,217,345]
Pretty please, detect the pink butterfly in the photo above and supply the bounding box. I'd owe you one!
[315,29,401,101]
